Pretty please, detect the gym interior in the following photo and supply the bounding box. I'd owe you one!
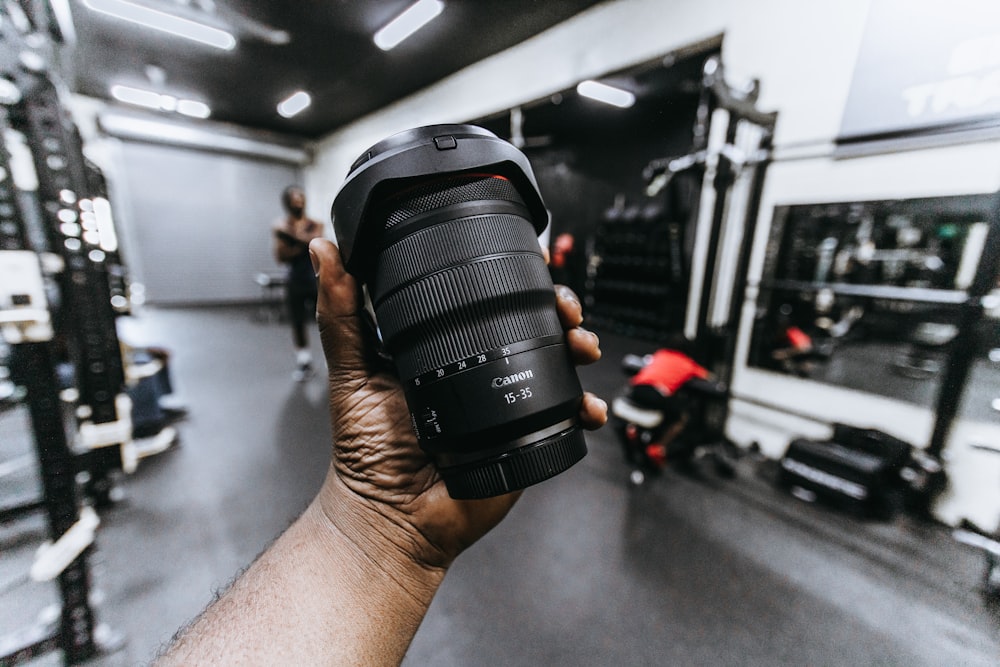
[2,0,1000,664]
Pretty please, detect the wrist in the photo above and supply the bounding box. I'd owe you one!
[159,481,443,664]
[308,476,447,607]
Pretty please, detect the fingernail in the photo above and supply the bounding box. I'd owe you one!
[591,395,608,414]
[309,247,320,277]
[557,285,579,305]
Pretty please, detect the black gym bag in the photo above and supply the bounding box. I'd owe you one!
[778,424,920,518]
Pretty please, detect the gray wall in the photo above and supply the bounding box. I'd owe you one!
[112,140,306,305]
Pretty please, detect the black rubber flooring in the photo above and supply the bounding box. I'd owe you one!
[1,305,998,665]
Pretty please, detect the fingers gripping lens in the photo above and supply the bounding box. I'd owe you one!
[332,125,586,499]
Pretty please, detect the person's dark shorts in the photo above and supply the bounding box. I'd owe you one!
[629,384,685,425]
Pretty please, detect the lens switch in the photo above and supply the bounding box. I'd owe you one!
[433,135,457,150]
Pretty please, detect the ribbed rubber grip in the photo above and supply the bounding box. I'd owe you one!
[372,214,541,300]
[440,427,588,499]
[376,253,561,379]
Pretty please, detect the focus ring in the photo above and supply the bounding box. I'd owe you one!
[381,174,525,229]
[372,214,540,300]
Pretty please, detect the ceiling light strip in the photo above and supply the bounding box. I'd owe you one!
[110,84,161,110]
[374,0,444,51]
[177,100,211,119]
[111,84,211,119]
[277,91,311,118]
[83,0,236,50]
[576,80,636,108]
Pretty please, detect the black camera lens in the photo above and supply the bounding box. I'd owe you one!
[331,124,586,499]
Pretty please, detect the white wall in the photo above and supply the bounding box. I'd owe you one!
[109,140,301,304]
[68,98,311,305]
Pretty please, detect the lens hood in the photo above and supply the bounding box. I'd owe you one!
[332,124,549,278]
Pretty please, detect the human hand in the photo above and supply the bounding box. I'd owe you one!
[307,237,606,578]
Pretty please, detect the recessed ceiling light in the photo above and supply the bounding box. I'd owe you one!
[374,0,444,51]
[83,0,236,50]
[277,91,311,118]
[110,84,161,110]
[576,80,636,108]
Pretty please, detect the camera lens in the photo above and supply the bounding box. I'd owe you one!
[332,124,586,499]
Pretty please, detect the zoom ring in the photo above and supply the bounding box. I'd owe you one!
[372,214,540,300]
[376,254,561,379]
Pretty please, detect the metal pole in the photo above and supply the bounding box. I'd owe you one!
[927,194,1000,457]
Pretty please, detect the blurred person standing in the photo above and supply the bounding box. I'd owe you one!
[272,185,324,380]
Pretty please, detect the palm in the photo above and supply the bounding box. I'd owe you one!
[325,328,518,567]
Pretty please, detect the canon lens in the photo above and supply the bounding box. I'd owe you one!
[331,124,586,499]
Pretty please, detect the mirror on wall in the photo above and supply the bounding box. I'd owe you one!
[747,193,998,411]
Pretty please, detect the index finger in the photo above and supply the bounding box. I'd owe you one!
[555,285,583,329]
[311,238,369,381]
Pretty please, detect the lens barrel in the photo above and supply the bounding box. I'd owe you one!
[332,124,587,499]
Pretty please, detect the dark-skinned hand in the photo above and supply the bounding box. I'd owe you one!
[308,237,607,577]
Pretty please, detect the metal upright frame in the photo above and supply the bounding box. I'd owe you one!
[927,196,1000,458]
[643,56,777,385]
[0,6,125,663]
[16,75,126,423]
[691,58,777,385]
[0,107,100,665]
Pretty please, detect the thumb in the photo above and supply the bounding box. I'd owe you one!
[310,238,370,383]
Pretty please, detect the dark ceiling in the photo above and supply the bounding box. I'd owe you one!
[471,40,718,152]
[66,0,608,140]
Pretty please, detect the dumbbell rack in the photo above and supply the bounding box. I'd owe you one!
[586,202,688,341]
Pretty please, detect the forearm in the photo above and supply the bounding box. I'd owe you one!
[157,485,445,666]
[274,240,302,263]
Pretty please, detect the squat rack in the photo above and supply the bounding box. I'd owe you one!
[0,4,129,663]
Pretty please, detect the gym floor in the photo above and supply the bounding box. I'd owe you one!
[1,305,999,665]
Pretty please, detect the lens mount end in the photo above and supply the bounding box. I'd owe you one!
[439,427,587,500]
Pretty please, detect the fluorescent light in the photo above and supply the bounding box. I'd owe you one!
[83,0,236,50]
[111,84,161,110]
[374,0,444,51]
[277,91,311,118]
[576,80,636,108]
[177,99,211,119]
[111,84,211,119]
[158,95,178,112]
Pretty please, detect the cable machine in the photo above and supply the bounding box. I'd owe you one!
[644,55,777,385]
